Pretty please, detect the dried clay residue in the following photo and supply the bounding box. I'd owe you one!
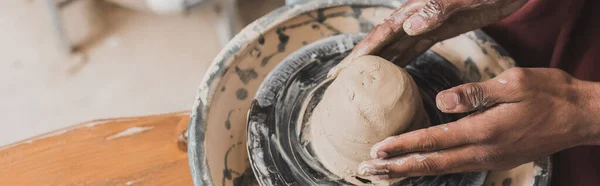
[106,126,154,140]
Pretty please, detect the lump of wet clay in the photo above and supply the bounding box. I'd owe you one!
[310,55,429,182]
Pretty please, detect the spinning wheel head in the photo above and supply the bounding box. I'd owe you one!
[248,34,488,185]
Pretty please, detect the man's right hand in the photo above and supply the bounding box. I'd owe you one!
[328,0,527,78]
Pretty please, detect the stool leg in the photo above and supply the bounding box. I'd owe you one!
[45,0,73,55]
[215,0,239,46]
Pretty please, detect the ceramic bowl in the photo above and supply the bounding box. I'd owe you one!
[188,0,551,186]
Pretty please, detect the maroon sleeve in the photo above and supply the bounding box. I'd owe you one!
[483,0,600,185]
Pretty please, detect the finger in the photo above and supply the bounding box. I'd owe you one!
[359,146,494,178]
[391,0,527,64]
[380,37,435,67]
[417,0,527,39]
[435,75,519,113]
[353,0,425,56]
[327,1,424,78]
[377,35,420,66]
[370,121,474,159]
[403,0,477,36]
[384,5,502,65]
[350,0,526,73]
[374,0,515,67]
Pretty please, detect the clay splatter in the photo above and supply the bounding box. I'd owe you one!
[225,115,232,130]
[471,30,512,58]
[413,153,427,162]
[236,88,249,100]
[439,124,449,131]
[276,27,290,52]
[225,109,240,130]
[308,14,342,34]
[259,9,369,67]
[498,78,508,84]
[316,9,327,22]
[235,67,258,84]
[312,24,320,30]
[202,43,240,96]
[352,6,362,18]
[358,19,375,33]
[125,178,143,185]
[474,30,492,43]
[261,54,275,67]
[233,168,258,186]
[462,57,481,82]
[250,47,262,58]
[106,126,154,140]
[351,7,374,32]
[491,44,511,57]
[466,34,489,55]
[258,34,265,45]
[484,67,496,78]
[223,142,244,185]
[358,164,389,175]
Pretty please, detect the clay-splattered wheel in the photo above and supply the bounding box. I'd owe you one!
[188,1,552,185]
[247,34,552,186]
[247,34,484,185]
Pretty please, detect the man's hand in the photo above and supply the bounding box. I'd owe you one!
[328,0,527,78]
[358,68,600,179]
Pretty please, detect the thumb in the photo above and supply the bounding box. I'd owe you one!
[403,0,474,36]
[435,77,516,113]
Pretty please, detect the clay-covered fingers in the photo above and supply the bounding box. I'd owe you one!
[379,36,434,67]
[327,0,426,79]
[435,69,524,113]
[383,0,527,66]
[359,146,494,178]
[403,0,528,36]
[417,0,526,40]
[350,0,424,57]
[402,0,476,36]
[369,121,476,159]
[387,0,527,65]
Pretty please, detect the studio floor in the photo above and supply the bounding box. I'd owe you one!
[0,0,282,146]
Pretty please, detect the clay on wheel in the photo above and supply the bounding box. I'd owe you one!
[310,55,429,181]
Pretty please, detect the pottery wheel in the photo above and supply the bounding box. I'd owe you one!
[246,34,542,185]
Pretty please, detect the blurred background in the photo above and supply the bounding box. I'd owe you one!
[0,0,285,146]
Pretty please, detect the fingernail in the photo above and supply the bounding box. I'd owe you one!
[370,149,388,159]
[377,151,388,159]
[403,15,426,35]
[358,162,389,176]
[370,137,395,158]
[437,92,459,110]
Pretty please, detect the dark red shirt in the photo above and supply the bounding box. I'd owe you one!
[483,0,600,185]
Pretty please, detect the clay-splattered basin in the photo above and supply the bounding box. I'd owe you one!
[188,0,551,186]
[248,33,489,185]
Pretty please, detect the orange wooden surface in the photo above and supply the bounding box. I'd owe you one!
[0,112,194,186]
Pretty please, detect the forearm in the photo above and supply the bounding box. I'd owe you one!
[573,79,600,146]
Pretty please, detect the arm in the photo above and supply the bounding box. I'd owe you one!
[329,0,528,78]
[576,78,600,146]
[358,67,600,178]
